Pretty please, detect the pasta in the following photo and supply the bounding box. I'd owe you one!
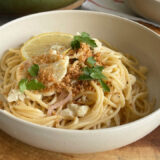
[0,32,154,130]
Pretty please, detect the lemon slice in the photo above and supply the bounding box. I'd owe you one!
[21,32,73,59]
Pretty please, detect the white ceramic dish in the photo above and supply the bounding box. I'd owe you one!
[127,0,160,24]
[0,10,160,154]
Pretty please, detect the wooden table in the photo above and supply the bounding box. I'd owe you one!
[0,22,160,160]
[0,127,159,160]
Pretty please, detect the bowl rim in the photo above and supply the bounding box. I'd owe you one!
[0,10,160,133]
[1,107,160,133]
[127,0,160,24]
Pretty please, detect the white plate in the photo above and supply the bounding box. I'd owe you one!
[0,10,160,154]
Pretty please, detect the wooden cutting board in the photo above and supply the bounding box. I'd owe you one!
[0,22,160,160]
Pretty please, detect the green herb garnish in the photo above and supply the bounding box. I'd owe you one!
[90,71,106,80]
[78,57,110,92]
[19,64,45,92]
[98,79,110,92]
[71,32,97,49]
[19,79,45,92]
[26,79,45,91]
[81,32,90,37]
[18,79,28,92]
[71,40,80,49]
[28,64,39,77]
[87,56,96,67]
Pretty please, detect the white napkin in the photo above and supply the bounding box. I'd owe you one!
[81,0,160,28]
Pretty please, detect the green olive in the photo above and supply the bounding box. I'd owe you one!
[0,0,77,14]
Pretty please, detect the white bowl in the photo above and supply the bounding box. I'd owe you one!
[0,10,160,154]
[127,0,160,24]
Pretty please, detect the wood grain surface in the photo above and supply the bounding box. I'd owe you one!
[0,22,160,160]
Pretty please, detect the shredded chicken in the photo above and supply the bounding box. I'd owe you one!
[47,90,72,116]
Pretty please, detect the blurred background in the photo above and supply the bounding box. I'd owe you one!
[0,0,160,28]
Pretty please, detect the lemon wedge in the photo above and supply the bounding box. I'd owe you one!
[21,32,73,59]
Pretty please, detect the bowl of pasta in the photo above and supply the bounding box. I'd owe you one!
[0,10,160,154]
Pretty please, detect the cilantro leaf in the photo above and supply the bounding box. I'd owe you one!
[90,71,106,80]
[74,35,82,41]
[19,79,28,92]
[71,32,97,49]
[94,66,104,72]
[82,65,104,76]
[26,79,45,90]
[82,67,92,75]
[78,57,110,92]
[78,74,93,80]
[28,64,39,77]
[71,39,80,49]
[98,79,110,92]
[87,57,96,67]
[81,32,90,38]
[18,79,45,92]
[19,63,45,92]
[82,37,97,48]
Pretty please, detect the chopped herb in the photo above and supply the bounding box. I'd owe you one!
[90,71,106,80]
[26,79,45,90]
[94,66,104,72]
[18,79,45,92]
[82,37,97,48]
[82,67,93,75]
[19,79,28,92]
[98,79,110,92]
[87,56,96,67]
[78,74,93,80]
[81,32,90,37]
[71,32,97,49]
[19,64,45,92]
[71,40,80,49]
[28,64,39,77]
[78,57,110,92]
